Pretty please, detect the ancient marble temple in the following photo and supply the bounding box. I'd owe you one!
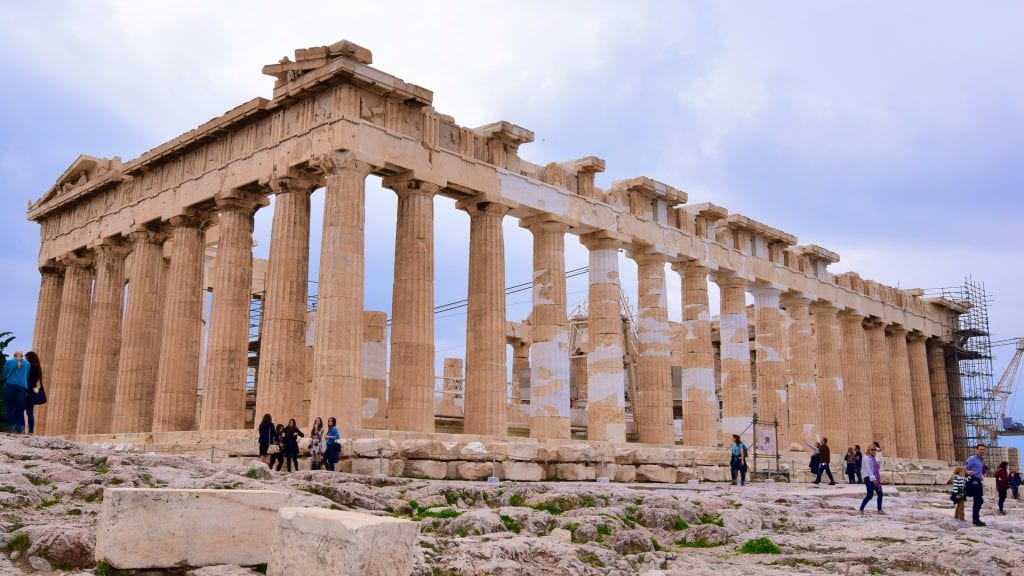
[28,40,963,460]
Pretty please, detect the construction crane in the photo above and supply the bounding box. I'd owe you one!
[981,337,1024,441]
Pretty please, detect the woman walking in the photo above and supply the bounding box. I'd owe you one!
[996,461,1010,515]
[24,351,45,434]
[859,444,885,515]
[269,423,285,471]
[308,417,324,470]
[844,447,857,484]
[257,414,275,466]
[324,417,340,471]
[2,351,30,432]
[282,418,304,472]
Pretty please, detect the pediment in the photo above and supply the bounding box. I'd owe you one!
[33,155,123,211]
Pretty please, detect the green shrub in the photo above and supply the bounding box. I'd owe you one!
[499,514,521,533]
[596,523,612,536]
[672,517,689,530]
[3,533,29,553]
[577,551,605,567]
[675,538,721,548]
[697,513,724,527]
[509,493,524,507]
[739,537,781,554]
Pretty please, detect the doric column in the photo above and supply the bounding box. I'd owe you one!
[310,153,373,433]
[362,311,388,429]
[908,332,937,459]
[153,212,208,432]
[811,302,847,451]
[111,229,166,433]
[631,251,674,445]
[715,274,753,446]
[383,174,439,433]
[928,339,955,461]
[865,319,896,450]
[581,234,626,443]
[461,199,510,437]
[887,325,918,458]
[77,241,127,434]
[47,257,92,437]
[751,285,787,449]
[511,340,530,409]
[524,219,571,440]
[30,264,64,435]
[254,176,316,427]
[782,295,817,446]
[200,192,264,431]
[674,261,717,447]
[838,311,872,447]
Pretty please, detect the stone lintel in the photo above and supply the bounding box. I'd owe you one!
[475,120,535,147]
[611,176,687,205]
[924,296,970,314]
[562,155,606,174]
[724,213,797,246]
[505,321,531,345]
[681,202,728,220]
[797,243,840,264]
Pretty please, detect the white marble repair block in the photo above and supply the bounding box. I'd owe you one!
[267,508,419,576]
[96,488,289,569]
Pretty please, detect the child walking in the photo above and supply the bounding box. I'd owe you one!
[952,465,967,521]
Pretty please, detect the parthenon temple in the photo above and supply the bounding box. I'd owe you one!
[28,40,970,465]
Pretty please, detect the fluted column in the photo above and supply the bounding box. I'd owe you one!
[524,219,571,439]
[384,175,439,433]
[581,234,626,443]
[811,302,847,451]
[254,177,316,426]
[153,213,208,432]
[631,251,674,445]
[928,339,955,461]
[30,264,64,435]
[111,229,165,433]
[674,262,717,446]
[838,311,872,447]
[200,193,263,431]
[47,257,92,437]
[715,274,753,445]
[783,295,817,446]
[865,319,896,450]
[887,325,918,458]
[77,241,127,434]
[908,332,937,459]
[751,285,787,449]
[461,199,510,437]
[310,153,373,434]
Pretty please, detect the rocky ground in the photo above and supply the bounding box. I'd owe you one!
[1,434,1022,576]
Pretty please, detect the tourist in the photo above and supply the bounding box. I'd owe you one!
[2,351,29,432]
[844,447,857,484]
[23,351,45,434]
[952,465,967,521]
[729,434,748,486]
[1010,469,1022,500]
[859,444,885,515]
[806,441,821,479]
[853,445,863,483]
[814,437,835,485]
[282,418,304,472]
[324,417,340,471]
[257,414,274,466]
[964,443,987,526]
[270,423,285,471]
[995,461,1010,515]
[309,417,324,471]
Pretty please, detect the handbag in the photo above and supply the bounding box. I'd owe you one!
[268,444,280,455]
[28,384,47,405]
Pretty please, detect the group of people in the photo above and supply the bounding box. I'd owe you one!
[951,443,1021,526]
[257,414,342,472]
[2,350,46,433]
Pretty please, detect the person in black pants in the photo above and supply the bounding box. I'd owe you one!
[269,424,285,471]
[257,414,274,467]
[282,418,305,472]
[814,437,836,485]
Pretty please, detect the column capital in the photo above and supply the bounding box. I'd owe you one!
[627,248,666,266]
[57,253,93,269]
[168,208,213,230]
[214,190,268,213]
[457,198,511,218]
[381,171,442,197]
[906,330,927,343]
[863,317,885,330]
[711,272,747,289]
[885,324,907,337]
[268,174,320,196]
[90,238,130,259]
[809,300,838,313]
[579,232,624,251]
[128,228,167,246]
[311,150,374,178]
[519,213,572,233]
[749,284,784,309]
[780,292,812,309]
[39,259,64,276]
[837,309,865,322]
[670,259,709,275]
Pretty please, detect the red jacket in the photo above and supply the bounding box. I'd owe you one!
[996,468,1010,491]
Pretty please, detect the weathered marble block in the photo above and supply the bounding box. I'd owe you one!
[267,508,418,576]
[96,488,289,569]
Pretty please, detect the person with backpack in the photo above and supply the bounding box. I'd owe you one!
[729,434,748,486]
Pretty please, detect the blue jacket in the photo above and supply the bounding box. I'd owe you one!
[2,358,29,388]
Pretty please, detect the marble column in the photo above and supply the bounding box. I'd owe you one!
[47,257,92,437]
[782,295,817,447]
[887,326,918,458]
[511,340,530,409]
[383,175,439,434]
[838,311,872,447]
[674,262,717,447]
[310,153,373,434]
[581,234,626,443]
[865,319,896,451]
[254,177,316,426]
[908,332,937,459]
[200,192,263,431]
[77,241,127,435]
[751,285,787,449]
[631,252,674,445]
[811,302,847,451]
[928,339,955,461]
[152,213,207,432]
[525,219,571,440]
[112,229,166,433]
[715,274,753,446]
[461,199,510,437]
[30,264,64,435]
[362,311,388,429]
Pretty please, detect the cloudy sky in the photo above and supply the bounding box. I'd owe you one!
[1,2,1021,448]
